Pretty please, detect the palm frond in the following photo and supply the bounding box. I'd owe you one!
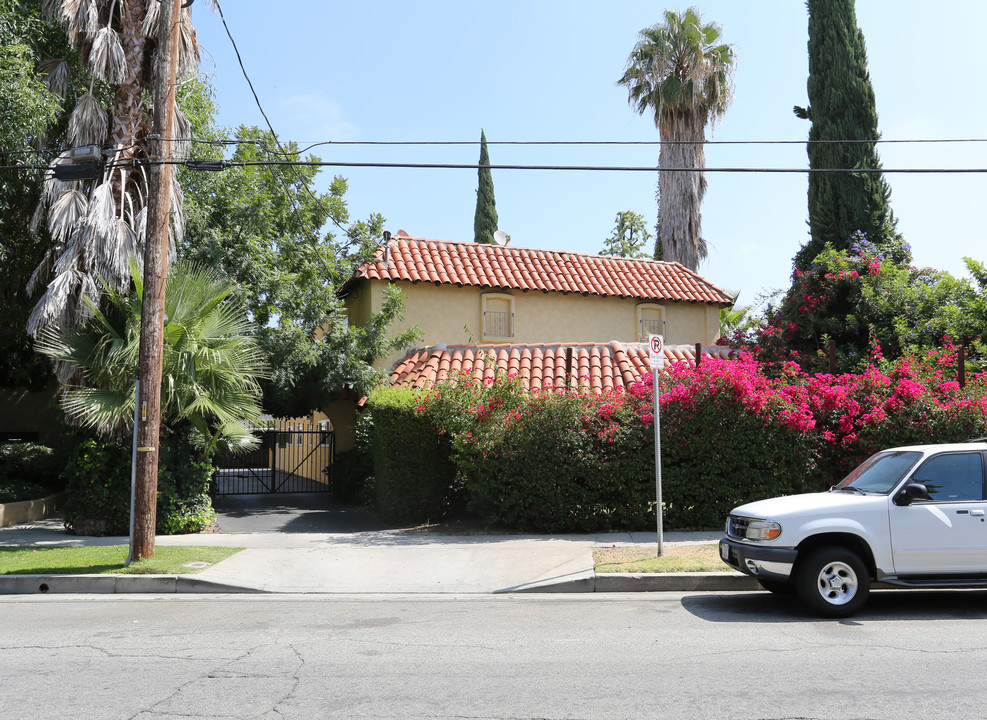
[173,105,192,159]
[178,8,201,78]
[27,268,80,336]
[61,0,99,45]
[39,58,71,98]
[26,244,62,296]
[141,0,160,38]
[48,188,88,244]
[169,176,185,254]
[89,26,127,84]
[68,94,109,147]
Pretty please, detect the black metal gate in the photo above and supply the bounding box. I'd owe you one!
[214,426,334,495]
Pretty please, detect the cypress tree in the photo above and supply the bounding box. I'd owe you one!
[793,0,896,272]
[473,129,499,244]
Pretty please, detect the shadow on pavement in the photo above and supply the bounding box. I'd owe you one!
[680,588,987,623]
[212,492,386,534]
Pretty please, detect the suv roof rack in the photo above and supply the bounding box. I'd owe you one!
[962,437,987,443]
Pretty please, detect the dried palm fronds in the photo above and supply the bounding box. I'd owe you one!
[68,94,109,147]
[90,26,127,84]
[48,189,89,244]
[141,0,161,38]
[173,106,191,159]
[39,58,71,98]
[61,0,99,45]
[177,9,200,78]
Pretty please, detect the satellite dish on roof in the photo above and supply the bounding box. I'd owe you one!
[493,230,511,245]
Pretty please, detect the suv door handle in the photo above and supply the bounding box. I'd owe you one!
[971,510,985,516]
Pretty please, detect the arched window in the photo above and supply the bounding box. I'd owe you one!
[482,293,515,339]
[637,303,665,342]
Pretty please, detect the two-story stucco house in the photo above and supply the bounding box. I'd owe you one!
[292,232,735,455]
[340,231,734,372]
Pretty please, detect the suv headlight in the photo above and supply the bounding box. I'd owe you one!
[746,520,782,541]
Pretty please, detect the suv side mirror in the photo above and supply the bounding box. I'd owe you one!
[894,482,930,506]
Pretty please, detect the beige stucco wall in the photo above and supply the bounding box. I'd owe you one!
[345,279,723,370]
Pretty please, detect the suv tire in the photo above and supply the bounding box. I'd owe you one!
[795,545,870,618]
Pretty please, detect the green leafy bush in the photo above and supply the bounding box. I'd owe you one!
[0,442,62,500]
[62,426,215,536]
[365,386,460,525]
[445,381,655,533]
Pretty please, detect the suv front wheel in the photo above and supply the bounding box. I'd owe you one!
[795,545,870,618]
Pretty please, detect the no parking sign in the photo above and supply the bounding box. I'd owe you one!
[648,335,664,555]
[648,334,664,369]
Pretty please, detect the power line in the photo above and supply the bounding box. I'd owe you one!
[8,135,987,160]
[191,160,987,174]
[214,0,349,241]
[7,160,987,175]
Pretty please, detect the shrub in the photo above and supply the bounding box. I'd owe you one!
[365,386,460,525]
[62,426,215,536]
[657,358,816,527]
[747,233,979,374]
[331,448,373,504]
[362,346,987,533]
[0,442,62,493]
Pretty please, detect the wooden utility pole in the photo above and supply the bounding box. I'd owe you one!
[131,0,182,562]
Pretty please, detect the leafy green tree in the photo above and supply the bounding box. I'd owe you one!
[179,122,420,418]
[600,211,651,258]
[35,260,266,459]
[473,129,499,244]
[618,7,735,271]
[793,0,897,271]
[0,0,70,389]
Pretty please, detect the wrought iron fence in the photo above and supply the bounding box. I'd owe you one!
[213,426,334,495]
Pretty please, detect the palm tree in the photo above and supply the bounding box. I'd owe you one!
[35,260,267,459]
[618,8,735,272]
[26,0,204,336]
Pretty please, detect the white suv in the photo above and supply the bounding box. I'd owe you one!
[719,441,987,617]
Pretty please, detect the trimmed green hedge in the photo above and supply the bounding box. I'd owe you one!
[62,426,215,536]
[365,386,460,526]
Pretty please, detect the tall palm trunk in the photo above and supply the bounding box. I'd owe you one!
[658,111,707,270]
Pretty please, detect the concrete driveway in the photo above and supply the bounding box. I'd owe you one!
[211,492,386,534]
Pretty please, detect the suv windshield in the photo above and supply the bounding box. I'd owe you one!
[835,451,922,494]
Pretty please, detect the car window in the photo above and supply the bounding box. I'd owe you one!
[838,451,922,493]
[910,453,985,502]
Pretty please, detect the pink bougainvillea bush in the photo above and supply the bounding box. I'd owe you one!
[364,343,987,532]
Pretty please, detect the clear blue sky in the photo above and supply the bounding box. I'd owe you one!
[190,1,987,309]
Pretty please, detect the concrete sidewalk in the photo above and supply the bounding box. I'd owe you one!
[0,516,757,595]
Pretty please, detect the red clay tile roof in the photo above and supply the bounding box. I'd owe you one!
[388,342,739,395]
[344,233,734,305]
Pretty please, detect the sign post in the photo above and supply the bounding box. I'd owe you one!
[648,334,664,557]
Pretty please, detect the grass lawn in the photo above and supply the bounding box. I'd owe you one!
[0,545,243,575]
[593,543,728,573]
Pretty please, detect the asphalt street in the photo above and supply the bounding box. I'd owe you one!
[4,592,987,720]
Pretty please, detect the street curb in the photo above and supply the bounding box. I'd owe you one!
[506,571,760,594]
[594,572,760,592]
[0,572,760,596]
[0,574,264,595]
